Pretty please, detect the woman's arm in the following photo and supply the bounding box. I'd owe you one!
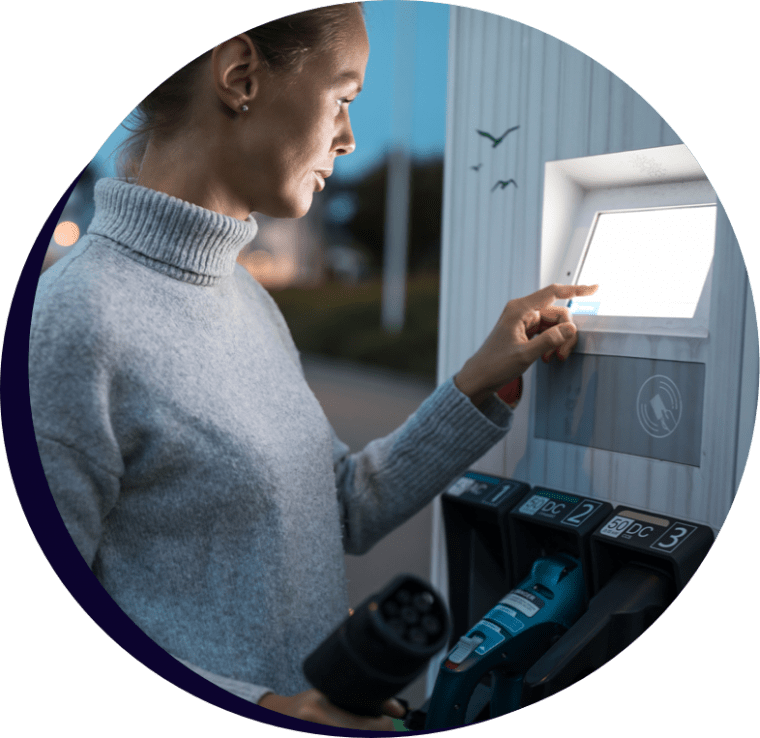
[33,435,121,566]
[332,375,513,554]
[29,268,126,565]
[332,283,596,554]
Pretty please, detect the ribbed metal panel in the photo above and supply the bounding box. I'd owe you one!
[436,7,755,540]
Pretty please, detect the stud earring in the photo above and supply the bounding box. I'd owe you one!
[241,104,249,112]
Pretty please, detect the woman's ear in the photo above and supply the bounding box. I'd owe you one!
[211,34,260,113]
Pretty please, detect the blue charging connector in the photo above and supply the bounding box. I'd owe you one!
[425,553,585,729]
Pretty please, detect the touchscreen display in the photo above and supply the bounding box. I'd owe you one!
[569,204,716,319]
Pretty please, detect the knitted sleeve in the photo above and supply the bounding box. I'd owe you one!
[239,268,514,554]
[332,377,513,555]
[29,256,126,565]
[32,435,121,566]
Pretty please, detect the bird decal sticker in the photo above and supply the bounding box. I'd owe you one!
[473,124,520,191]
[476,125,520,148]
[491,179,518,192]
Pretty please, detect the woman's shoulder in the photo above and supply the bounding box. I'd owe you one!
[32,237,149,351]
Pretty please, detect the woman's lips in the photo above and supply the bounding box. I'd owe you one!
[314,170,332,191]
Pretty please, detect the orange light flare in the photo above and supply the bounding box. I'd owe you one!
[237,248,298,289]
[53,221,80,247]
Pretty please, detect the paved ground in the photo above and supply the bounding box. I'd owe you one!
[301,353,437,708]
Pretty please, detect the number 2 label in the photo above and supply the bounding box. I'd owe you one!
[563,501,600,527]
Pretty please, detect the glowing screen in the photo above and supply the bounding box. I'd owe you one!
[569,205,717,319]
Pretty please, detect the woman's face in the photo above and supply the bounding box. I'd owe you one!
[227,8,369,219]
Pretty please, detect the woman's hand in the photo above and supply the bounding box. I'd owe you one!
[454,283,598,407]
[259,689,406,730]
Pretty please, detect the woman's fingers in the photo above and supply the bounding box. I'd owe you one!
[558,324,580,360]
[541,305,572,324]
[260,689,397,730]
[520,282,598,310]
[526,322,577,366]
[382,697,408,719]
[332,708,395,731]
[527,305,572,338]
[525,286,593,359]
[455,282,598,406]
[317,696,396,730]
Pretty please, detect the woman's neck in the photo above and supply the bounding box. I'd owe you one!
[136,136,252,221]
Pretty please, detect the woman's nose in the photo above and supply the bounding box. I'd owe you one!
[334,118,357,156]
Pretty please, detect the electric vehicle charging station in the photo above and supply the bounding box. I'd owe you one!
[521,504,714,706]
[420,5,758,728]
[419,480,613,728]
[531,143,727,521]
[441,472,530,639]
[409,476,715,728]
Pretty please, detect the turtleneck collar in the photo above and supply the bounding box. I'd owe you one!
[88,178,259,286]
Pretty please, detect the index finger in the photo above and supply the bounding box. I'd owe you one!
[527,282,598,307]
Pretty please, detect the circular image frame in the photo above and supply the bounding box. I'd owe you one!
[3,2,757,735]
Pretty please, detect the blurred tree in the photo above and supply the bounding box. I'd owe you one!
[331,154,443,275]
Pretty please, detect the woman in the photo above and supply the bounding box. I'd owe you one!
[29,2,595,730]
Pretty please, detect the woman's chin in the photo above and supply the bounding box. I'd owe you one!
[259,194,313,220]
[290,201,313,219]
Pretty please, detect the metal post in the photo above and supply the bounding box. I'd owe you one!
[381,0,416,334]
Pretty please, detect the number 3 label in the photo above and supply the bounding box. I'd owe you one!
[651,523,697,552]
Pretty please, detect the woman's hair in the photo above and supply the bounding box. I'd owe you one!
[116,3,363,180]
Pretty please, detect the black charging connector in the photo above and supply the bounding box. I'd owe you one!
[303,574,451,717]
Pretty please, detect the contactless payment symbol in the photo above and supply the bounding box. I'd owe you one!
[636,375,682,438]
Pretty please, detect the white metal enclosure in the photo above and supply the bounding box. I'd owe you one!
[432,5,758,596]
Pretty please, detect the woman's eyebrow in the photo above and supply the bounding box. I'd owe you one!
[333,70,363,92]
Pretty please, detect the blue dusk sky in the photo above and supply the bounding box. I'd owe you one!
[92,1,450,183]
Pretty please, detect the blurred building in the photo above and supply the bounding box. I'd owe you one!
[237,204,326,290]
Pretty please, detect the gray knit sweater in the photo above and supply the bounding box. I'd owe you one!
[29,178,512,704]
